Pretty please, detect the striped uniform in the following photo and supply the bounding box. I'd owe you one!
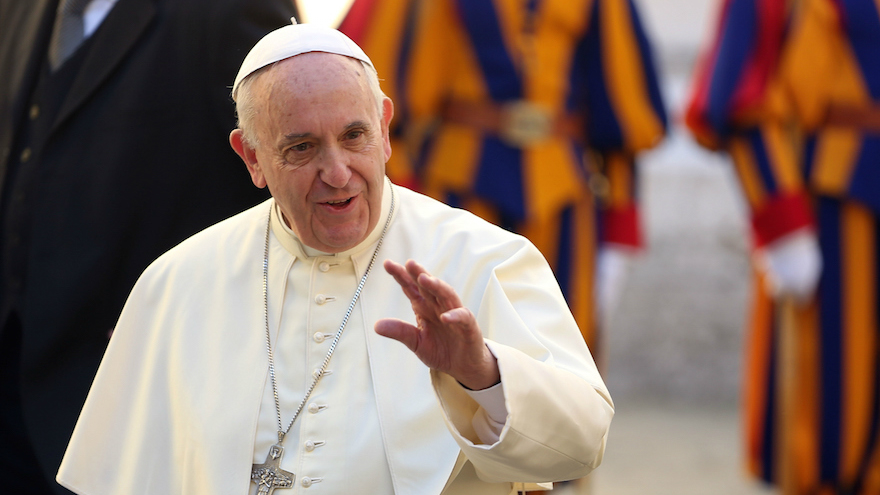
[349,0,667,350]
[687,0,880,492]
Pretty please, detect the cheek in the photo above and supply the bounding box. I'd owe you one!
[277,172,316,208]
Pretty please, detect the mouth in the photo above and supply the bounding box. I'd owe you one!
[321,197,354,210]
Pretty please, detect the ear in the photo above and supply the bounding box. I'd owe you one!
[381,97,394,162]
[230,129,267,188]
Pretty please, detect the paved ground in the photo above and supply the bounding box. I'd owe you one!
[550,398,778,495]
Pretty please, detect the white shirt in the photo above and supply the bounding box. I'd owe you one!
[82,0,117,37]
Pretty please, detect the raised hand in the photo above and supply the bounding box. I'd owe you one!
[375,259,500,390]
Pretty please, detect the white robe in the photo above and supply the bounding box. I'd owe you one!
[57,181,614,495]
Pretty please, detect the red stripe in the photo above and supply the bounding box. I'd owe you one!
[337,0,378,43]
[684,0,735,148]
[751,192,815,247]
[730,0,786,114]
[603,204,642,248]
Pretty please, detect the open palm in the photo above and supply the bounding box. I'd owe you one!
[375,259,500,390]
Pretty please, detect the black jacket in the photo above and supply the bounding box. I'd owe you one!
[0,0,297,488]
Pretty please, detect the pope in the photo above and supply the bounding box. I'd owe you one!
[56,21,613,495]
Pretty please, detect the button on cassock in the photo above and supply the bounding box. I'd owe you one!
[312,368,332,379]
[303,439,325,452]
[318,261,330,272]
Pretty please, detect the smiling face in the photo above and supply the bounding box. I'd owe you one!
[230,53,393,253]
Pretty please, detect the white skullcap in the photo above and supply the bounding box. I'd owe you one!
[232,18,374,99]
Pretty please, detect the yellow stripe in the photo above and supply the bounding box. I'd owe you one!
[521,0,592,221]
[776,296,799,492]
[526,0,592,109]
[840,201,877,483]
[360,0,411,101]
[422,126,482,194]
[743,272,773,478]
[728,136,768,209]
[604,152,633,208]
[522,143,586,222]
[791,301,821,492]
[406,0,488,119]
[601,0,663,150]
[780,0,839,129]
[776,297,823,492]
[573,195,597,350]
[803,31,867,195]
[354,0,423,185]
[810,129,862,196]
[761,124,802,193]
[519,194,596,350]
[520,205,563,268]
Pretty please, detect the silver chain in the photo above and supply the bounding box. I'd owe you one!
[262,185,395,444]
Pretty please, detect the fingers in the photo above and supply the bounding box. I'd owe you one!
[383,259,422,302]
[384,259,472,338]
[416,272,463,313]
[439,306,471,326]
[387,259,463,312]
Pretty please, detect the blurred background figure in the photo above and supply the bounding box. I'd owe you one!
[687,0,880,493]
[338,0,421,190]
[0,0,296,492]
[341,0,668,369]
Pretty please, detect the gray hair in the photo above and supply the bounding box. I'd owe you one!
[233,57,386,147]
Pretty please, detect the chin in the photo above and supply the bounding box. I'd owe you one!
[317,230,369,253]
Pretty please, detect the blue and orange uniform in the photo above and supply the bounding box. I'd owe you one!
[687,0,880,492]
[386,0,667,351]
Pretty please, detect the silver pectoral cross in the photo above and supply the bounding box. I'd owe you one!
[251,444,294,494]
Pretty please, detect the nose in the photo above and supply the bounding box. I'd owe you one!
[318,147,352,188]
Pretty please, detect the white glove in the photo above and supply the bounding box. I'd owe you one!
[754,228,822,303]
[595,246,634,322]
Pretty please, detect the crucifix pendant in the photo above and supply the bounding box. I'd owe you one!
[251,444,294,494]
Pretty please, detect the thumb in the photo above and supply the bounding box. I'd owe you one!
[374,318,420,352]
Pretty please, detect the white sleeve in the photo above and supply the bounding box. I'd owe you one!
[464,382,507,444]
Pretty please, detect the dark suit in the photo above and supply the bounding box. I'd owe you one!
[0,0,297,491]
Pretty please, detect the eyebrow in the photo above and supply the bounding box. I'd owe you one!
[343,120,373,133]
[281,132,311,144]
[281,121,373,144]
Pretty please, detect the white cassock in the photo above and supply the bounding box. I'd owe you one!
[57,180,614,495]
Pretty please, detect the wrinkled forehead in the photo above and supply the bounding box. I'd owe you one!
[255,53,372,105]
[246,54,379,140]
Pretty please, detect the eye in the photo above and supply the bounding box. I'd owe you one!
[344,129,364,140]
[290,142,311,152]
[281,141,314,166]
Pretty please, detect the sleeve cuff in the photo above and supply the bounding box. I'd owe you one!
[603,204,642,248]
[751,192,815,247]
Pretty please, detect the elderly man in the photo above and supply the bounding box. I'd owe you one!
[56,21,613,495]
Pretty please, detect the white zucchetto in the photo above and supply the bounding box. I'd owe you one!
[232,17,374,99]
